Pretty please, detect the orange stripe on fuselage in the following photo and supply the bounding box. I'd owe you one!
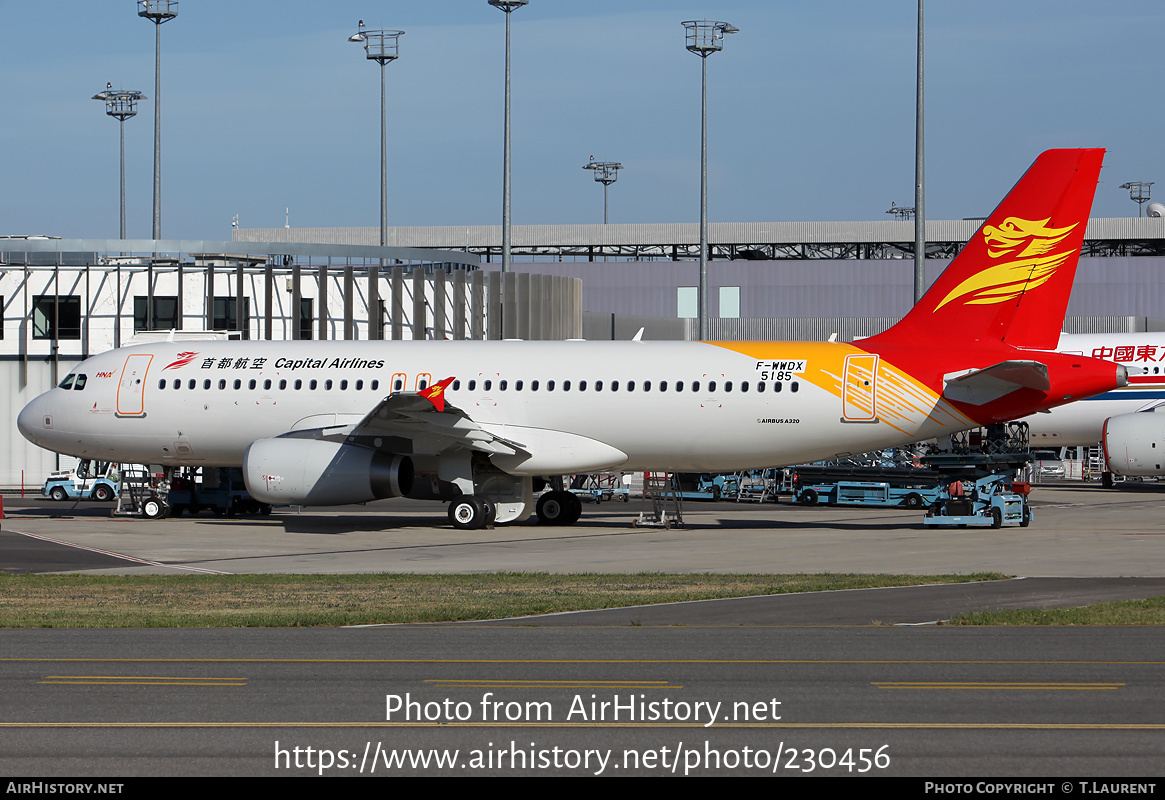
[707,341,976,435]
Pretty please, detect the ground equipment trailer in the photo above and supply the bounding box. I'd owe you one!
[921,453,1032,529]
[791,464,943,508]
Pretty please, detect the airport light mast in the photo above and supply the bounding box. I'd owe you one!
[683,19,737,342]
[138,0,177,241]
[1120,181,1154,216]
[583,159,623,224]
[489,0,528,274]
[913,0,926,305]
[349,22,404,340]
[92,85,147,240]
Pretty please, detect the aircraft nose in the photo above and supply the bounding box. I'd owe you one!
[17,394,49,445]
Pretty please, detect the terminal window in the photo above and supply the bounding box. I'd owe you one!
[299,298,313,340]
[677,287,697,319]
[213,296,251,339]
[32,295,81,340]
[719,286,740,318]
[133,296,180,332]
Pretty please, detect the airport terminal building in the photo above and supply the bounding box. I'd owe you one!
[236,217,1165,339]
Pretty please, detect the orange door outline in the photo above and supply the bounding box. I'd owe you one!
[842,353,879,422]
[116,354,153,416]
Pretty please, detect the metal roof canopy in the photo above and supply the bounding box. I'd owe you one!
[0,238,480,268]
[234,218,1165,261]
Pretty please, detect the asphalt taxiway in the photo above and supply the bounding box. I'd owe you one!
[3,482,1163,580]
[3,481,1164,624]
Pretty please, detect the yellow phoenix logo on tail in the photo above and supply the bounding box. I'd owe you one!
[933,217,1078,311]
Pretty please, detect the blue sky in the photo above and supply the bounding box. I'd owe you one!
[2,1,1162,239]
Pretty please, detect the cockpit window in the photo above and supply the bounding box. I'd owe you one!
[74,374,87,391]
[59,375,75,390]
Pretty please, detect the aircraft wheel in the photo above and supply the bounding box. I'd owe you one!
[142,496,169,520]
[536,491,569,524]
[93,485,114,502]
[564,493,583,524]
[449,497,490,530]
[49,486,68,501]
[537,491,582,526]
[798,489,819,506]
[991,508,1003,529]
[904,493,923,509]
[1101,472,1113,489]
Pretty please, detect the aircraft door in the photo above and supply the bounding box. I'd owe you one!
[841,353,879,423]
[116,354,153,417]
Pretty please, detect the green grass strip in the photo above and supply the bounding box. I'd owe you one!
[0,572,1006,628]
[948,595,1165,626]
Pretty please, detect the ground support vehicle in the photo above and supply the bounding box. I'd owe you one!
[568,472,631,503]
[734,469,784,502]
[42,461,120,502]
[114,465,271,519]
[792,465,943,508]
[165,467,272,517]
[672,472,740,501]
[921,453,1032,529]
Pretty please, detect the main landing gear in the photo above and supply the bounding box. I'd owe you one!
[446,489,584,529]
[535,490,583,526]
[447,496,498,530]
[441,454,585,529]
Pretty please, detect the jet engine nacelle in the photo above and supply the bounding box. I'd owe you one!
[243,438,414,505]
[1102,411,1165,477]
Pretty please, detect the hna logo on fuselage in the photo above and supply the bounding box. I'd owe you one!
[934,216,1079,312]
[163,351,200,370]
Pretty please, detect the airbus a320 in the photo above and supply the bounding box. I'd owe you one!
[18,148,1126,528]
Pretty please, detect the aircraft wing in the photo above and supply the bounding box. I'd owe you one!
[942,360,1051,405]
[347,381,527,458]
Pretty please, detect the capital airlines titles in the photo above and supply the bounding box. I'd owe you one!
[178,355,387,372]
[272,357,386,371]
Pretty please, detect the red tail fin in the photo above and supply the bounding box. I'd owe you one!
[867,148,1103,351]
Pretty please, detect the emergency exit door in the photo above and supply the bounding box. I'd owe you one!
[841,353,879,422]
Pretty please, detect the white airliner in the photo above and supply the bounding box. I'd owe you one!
[1029,330,1165,480]
[18,149,1127,528]
[1022,331,1165,447]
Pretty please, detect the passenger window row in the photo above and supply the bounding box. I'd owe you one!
[158,378,382,391]
[152,375,801,394]
[449,378,799,393]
